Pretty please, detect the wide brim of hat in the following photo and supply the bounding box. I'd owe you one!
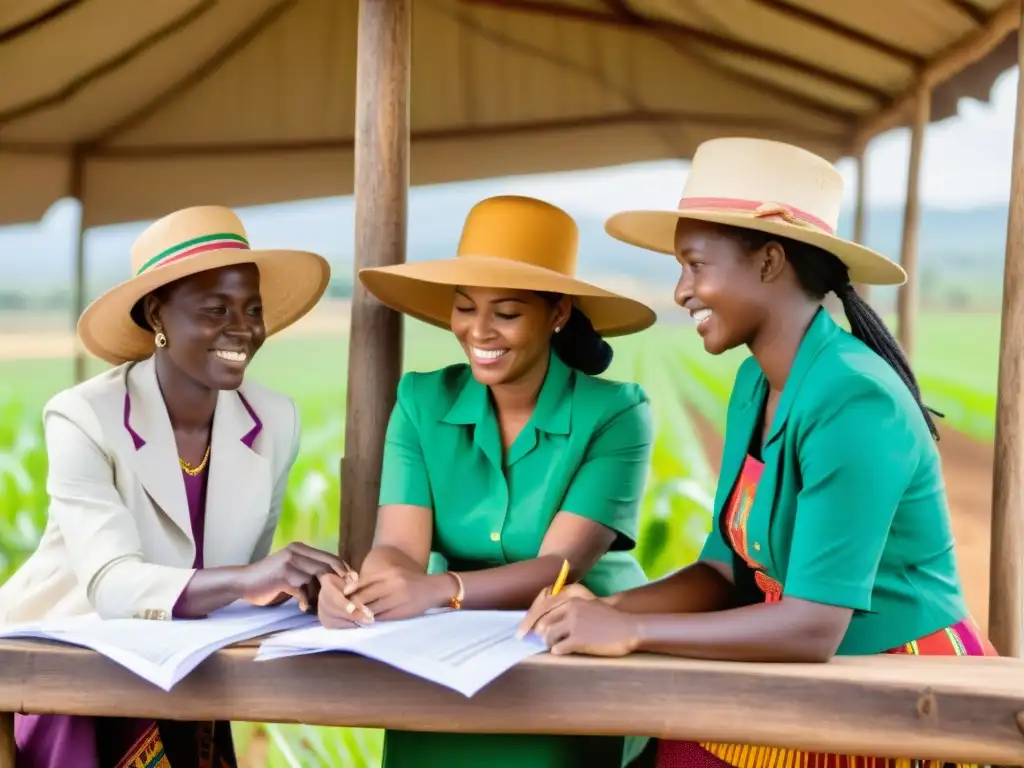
[78,248,331,366]
[604,208,907,287]
[359,256,656,337]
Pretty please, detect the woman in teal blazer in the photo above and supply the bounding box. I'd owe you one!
[518,138,996,768]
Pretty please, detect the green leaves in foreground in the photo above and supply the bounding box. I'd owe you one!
[0,397,50,582]
[233,722,383,768]
[631,348,717,580]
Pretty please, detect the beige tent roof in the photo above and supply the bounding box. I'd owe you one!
[0,0,1020,228]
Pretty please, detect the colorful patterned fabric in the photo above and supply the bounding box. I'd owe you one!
[656,453,997,768]
[722,456,782,602]
[116,723,170,768]
[101,719,236,768]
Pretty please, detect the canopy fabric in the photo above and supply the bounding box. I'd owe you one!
[0,0,1019,228]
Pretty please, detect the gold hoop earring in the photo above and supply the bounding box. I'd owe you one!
[154,331,168,348]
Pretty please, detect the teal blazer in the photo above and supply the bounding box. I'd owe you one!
[699,308,968,654]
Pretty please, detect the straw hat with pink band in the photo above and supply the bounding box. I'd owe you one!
[78,205,331,366]
[604,137,907,287]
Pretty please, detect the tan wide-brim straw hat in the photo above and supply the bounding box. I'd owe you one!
[359,195,656,337]
[78,205,331,366]
[604,137,907,287]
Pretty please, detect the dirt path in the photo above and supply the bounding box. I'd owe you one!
[934,424,993,630]
[683,404,994,630]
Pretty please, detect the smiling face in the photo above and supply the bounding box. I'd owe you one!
[143,263,266,391]
[672,219,782,355]
[449,286,570,386]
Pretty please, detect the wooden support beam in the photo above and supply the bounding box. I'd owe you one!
[857,0,1020,145]
[942,0,990,25]
[749,0,925,66]
[70,152,87,384]
[852,150,869,303]
[989,0,1024,660]
[0,711,12,768]
[896,86,928,357]
[339,0,411,569]
[2,642,1024,763]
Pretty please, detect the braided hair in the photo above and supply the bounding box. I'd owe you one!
[727,225,942,441]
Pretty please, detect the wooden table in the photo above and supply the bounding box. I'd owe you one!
[1,639,1024,765]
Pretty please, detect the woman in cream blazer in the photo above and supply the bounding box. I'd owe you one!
[1,206,344,768]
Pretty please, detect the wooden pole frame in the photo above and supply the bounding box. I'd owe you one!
[339,0,411,569]
[855,0,1021,147]
[0,711,11,768]
[2,643,1024,764]
[69,151,88,385]
[895,85,929,357]
[988,4,1024,659]
[852,149,869,302]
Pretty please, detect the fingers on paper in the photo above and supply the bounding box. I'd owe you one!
[535,609,574,654]
[515,589,566,640]
[318,572,374,623]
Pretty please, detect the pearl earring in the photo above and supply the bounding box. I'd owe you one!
[554,326,562,334]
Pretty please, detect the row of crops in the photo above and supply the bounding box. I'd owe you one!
[0,312,998,766]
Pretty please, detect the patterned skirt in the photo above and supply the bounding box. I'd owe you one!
[654,616,997,768]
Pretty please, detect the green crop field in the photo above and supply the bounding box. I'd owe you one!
[0,309,1002,766]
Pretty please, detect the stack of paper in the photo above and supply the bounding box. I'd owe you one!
[0,600,317,691]
[257,609,547,697]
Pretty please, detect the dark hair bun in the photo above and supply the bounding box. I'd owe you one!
[552,306,613,375]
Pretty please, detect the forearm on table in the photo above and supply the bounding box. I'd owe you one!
[630,599,848,663]
[450,555,566,610]
[171,567,248,619]
[603,561,737,615]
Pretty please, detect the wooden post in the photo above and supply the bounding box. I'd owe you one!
[896,86,929,357]
[339,0,411,569]
[852,150,870,303]
[0,710,13,768]
[988,9,1024,659]
[71,152,88,384]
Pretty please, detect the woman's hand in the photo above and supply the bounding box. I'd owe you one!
[318,570,374,628]
[521,592,640,657]
[515,582,597,639]
[238,542,350,613]
[341,565,454,622]
[517,583,639,656]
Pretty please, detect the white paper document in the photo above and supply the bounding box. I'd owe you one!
[256,609,547,697]
[0,600,317,691]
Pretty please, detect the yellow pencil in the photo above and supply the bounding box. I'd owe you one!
[550,559,570,596]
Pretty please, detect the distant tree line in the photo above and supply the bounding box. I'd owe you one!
[1,276,354,316]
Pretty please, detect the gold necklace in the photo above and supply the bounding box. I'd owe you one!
[179,444,211,476]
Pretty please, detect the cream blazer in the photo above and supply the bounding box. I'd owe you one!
[0,356,300,625]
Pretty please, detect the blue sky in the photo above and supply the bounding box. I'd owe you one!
[2,66,1020,283]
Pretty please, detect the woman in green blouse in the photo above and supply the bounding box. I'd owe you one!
[518,138,998,768]
[318,195,658,767]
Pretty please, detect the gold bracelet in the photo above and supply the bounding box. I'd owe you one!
[447,571,465,610]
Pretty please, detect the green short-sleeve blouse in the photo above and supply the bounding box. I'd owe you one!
[379,351,652,596]
[377,352,653,768]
